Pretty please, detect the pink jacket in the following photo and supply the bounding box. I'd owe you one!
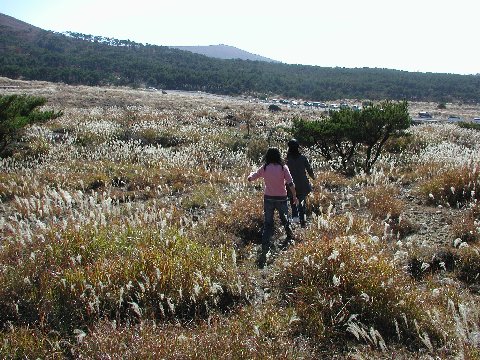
[248,164,294,197]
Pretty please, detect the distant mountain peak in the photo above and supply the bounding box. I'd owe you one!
[170,44,279,63]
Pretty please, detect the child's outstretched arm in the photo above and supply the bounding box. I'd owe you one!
[247,167,263,182]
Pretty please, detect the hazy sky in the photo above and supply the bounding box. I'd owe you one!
[2,0,479,75]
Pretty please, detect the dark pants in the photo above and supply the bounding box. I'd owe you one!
[259,197,293,267]
[290,193,307,224]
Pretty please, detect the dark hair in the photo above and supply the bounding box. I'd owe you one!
[263,147,284,169]
[287,138,300,158]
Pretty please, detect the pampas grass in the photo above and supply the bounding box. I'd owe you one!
[1,79,480,358]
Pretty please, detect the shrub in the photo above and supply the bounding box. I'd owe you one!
[407,248,457,280]
[0,172,45,202]
[361,185,416,239]
[268,104,281,112]
[8,136,52,161]
[309,211,372,241]
[73,131,111,147]
[159,166,215,194]
[0,223,250,333]
[456,244,480,285]
[417,164,480,207]
[458,122,480,131]
[302,173,356,229]
[0,94,63,156]
[155,130,184,147]
[383,133,414,154]
[452,207,480,243]
[407,243,480,287]
[203,131,249,153]
[362,185,403,220]
[135,128,186,147]
[181,183,219,210]
[193,195,264,257]
[399,162,446,184]
[290,101,411,174]
[0,328,63,359]
[275,235,440,349]
[72,306,314,359]
[314,170,352,191]
[246,138,269,163]
[305,188,336,217]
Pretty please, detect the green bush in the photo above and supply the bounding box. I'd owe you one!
[458,122,480,131]
[290,101,411,174]
[0,94,62,156]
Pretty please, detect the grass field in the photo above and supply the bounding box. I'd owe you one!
[1,77,480,359]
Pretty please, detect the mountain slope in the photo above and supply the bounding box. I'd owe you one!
[1,13,480,102]
[170,44,279,62]
[0,13,42,35]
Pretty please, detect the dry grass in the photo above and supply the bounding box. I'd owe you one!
[360,185,417,240]
[1,78,480,358]
[452,205,480,243]
[0,222,251,335]
[71,306,316,359]
[275,235,441,349]
[417,164,480,207]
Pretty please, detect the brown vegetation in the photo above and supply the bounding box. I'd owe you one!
[1,77,480,358]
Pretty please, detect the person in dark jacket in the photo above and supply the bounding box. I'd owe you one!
[286,139,315,227]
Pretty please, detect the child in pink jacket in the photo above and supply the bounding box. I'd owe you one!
[248,147,298,268]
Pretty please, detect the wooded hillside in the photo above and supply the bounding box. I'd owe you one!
[1,13,479,103]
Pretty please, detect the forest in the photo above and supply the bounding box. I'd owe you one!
[1,13,480,103]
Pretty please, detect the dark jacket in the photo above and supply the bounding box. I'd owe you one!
[286,154,315,195]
